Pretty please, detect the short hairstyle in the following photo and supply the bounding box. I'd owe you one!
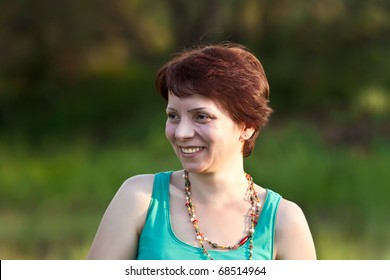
[155,43,272,157]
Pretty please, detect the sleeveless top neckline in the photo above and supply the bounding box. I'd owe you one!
[137,171,281,260]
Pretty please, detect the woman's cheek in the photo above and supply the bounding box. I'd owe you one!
[165,123,175,142]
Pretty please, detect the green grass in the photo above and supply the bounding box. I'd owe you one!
[0,122,389,259]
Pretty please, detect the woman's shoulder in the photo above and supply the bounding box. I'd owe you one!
[119,171,174,195]
[120,173,156,193]
[276,198,305,222]
[275,198,311,240]
[110,174,156,210]
[274,197,316,259]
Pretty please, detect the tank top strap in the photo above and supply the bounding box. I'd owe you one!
[251,188,281,259]
[260,189,281,228]
[151,171,172,208]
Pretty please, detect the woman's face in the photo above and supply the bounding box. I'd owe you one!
[165,93,246,173]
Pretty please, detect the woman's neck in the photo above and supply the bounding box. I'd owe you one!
[184,167,250,205]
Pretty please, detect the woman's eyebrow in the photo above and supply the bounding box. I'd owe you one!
[187,107,208,113]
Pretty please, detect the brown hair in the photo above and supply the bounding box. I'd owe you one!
[155,43,272,157]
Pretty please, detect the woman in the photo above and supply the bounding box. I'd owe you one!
[87,43,316,260]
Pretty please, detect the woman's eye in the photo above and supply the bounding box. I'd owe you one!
[167,113,179,120]
[195,114,211,122]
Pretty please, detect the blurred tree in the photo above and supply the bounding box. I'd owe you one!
[0,0,389,140]
[249,0,390,115]
[0,0,169,138]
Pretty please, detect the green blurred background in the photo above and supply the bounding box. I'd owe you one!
[1,0,389,259]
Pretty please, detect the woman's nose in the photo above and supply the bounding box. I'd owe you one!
[175,119,195,140]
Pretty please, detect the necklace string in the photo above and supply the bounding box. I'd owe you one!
[183,170,261,260]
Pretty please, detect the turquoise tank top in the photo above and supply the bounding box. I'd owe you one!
[137,171,281,260]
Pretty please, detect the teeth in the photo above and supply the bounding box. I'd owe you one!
[181,147,203,154]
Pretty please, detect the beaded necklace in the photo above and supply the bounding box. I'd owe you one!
[183,170,261,260]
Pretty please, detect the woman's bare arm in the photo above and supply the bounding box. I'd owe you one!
[274,199,317,260]
[87,174,154,260]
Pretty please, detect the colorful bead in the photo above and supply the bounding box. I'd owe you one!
[238,236,249,246]
[184,170,261,260]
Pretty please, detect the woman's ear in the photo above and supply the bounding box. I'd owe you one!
[240,126,255,141]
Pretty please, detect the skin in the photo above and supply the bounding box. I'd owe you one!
[87,93,316,260]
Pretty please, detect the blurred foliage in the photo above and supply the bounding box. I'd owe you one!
[1,123,389,259]
[1,0,389,143]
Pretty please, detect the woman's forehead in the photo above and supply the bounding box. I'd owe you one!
[167,92,219,108]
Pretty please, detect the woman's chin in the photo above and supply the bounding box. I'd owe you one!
[180,163,207,173]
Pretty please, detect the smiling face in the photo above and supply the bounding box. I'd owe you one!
[165,93,250,174]
[156,44,272,157]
